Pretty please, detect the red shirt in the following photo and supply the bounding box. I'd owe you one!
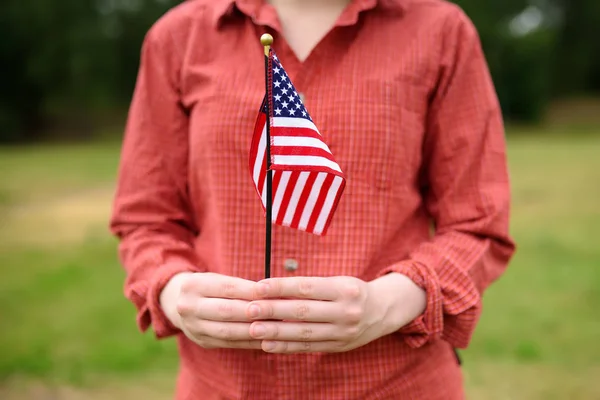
[110,0,516,398]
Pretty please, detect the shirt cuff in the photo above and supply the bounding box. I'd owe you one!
[376,260,444,348]
[126,262,197,339]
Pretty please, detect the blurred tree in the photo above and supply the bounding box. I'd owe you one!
[455,0,557,122]
[552,0,600,95]
[0,0,598,142]
[0,0,181,142]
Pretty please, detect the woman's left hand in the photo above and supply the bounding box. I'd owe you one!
[246,273,426,354]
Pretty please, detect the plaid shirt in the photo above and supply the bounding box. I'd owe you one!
[110,0,515,398]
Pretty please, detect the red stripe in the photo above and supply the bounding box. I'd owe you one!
[289,172,318,229]
[271,126,322,140]
[275,171,300,226]
[271,146,335,162]
[250,111,267,176]
[305,173,335,233]
[271,170,282,209]
[251,111,267,201]
[256,138,267,199]
[318,177,346,235]
[271,164,343,178]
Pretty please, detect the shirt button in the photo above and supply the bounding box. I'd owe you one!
[283,258,299,272]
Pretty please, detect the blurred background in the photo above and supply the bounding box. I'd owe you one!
[0,0,599,399]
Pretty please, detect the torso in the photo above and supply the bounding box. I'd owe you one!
[151,0,467,398]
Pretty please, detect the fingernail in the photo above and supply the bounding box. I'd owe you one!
[257,283,270,297]
[248,304,261,318]
[252,324,266,338]
[263,341,276,351]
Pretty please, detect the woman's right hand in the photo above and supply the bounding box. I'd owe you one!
[160,272,263,350]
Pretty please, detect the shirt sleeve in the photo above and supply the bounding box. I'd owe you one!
[377,8,516,349]
[109,23,205,339]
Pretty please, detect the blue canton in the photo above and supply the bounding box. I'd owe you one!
[266,52,313,122]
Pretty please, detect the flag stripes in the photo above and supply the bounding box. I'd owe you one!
[250,112,345,235]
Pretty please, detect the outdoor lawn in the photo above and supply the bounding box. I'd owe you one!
[1,128,599,399]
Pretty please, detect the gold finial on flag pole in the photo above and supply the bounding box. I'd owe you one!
[260,33,273,56]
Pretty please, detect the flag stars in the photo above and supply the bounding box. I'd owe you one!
[268,53,314,121]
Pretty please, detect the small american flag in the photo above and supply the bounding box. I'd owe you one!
[249,50,345,236]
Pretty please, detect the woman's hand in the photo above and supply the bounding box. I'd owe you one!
[160,272,263,350]
[246,273,426,353]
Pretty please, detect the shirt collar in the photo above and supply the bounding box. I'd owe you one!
[213,0,406,28]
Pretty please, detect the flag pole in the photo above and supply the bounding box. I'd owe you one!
[260,33,274,279]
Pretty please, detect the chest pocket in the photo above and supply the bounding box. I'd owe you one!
[316,80,429,195]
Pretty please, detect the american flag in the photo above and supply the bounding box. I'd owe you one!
[249,50,345,236]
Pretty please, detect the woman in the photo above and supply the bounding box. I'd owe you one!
[110,0,515,398]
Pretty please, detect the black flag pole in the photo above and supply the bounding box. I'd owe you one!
[261,33,274,279]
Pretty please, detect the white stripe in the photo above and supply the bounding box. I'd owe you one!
[272,117,321,134]
[273,155,342,173]
[313,176,343,235]
[272,171,291,222]
[252,126,266,186]
[298,172,327,231]
[272,136,332,153]
[260,176,267,207]
[282,171,310,226]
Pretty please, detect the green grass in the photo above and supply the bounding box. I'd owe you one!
[0,242,178,383]
[0,142,118,204]
[1,130,599,399]
[0,142,179,391]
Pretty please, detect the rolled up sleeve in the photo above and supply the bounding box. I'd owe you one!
[378,8,516,349]
[109,22,204,338]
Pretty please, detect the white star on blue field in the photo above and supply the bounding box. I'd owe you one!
[268,53,313,122]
